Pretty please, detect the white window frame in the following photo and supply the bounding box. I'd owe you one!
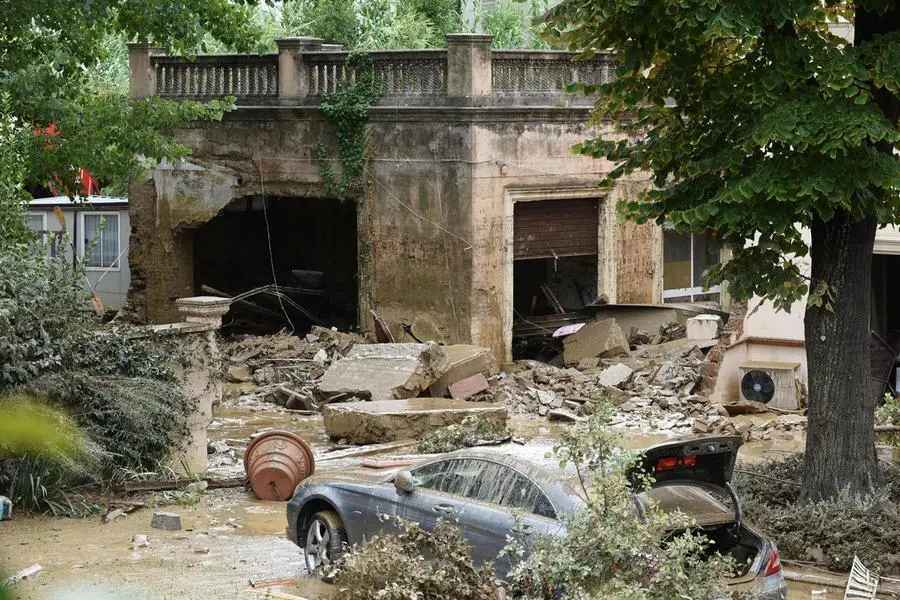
[662,230,721,302]
[24,212,48,244]
[78,211,121,271]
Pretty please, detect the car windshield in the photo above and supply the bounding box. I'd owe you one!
[637,485,735,526]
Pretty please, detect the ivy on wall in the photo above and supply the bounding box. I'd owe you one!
[317,54,383,202]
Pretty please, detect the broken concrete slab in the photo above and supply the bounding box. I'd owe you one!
[597,363,634,388]
[323,398,508,445]
[687,315,721,340]
[428,345,499,398]
[562,318,629,366]
[317,342,449,402]
[449,373,490,400]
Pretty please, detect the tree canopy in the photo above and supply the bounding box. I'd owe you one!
[546,0,899,310]
[0,0,269,239]
[545,0,900,500]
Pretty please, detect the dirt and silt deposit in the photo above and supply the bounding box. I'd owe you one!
[1,323,822,599]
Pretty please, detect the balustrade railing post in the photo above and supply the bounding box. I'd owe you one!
[276,37,324,102]
[128,43,157,99]
[446,33,493,103]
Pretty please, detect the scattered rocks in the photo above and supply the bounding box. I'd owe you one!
[132,534,150,549]
[151,512,182,531]
[597,363,633,387]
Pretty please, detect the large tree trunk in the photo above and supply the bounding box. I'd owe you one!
[801,211,878,502]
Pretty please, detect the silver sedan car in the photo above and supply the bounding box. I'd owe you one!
[285,436,787,600]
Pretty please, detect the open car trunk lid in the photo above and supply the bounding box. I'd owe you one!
[627,435,743,491]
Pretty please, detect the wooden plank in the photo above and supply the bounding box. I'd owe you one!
[617,220,656,303]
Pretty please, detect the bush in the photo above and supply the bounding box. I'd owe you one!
[735,456,900,574]
[0,242,193,512]
[26,373,192,473]
[332,517,501,600]
[508,405,732,600]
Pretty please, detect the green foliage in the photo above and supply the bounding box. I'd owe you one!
[275,0,462,50]
[0,245,90,386]
[332,517,501,600]
[26,373,193,474]
[0,394,84,460]
[508,405,731,599]
[735,455,900,574]
[480,0,550,49]
[544,0,900,311]
[0,243,191,511]
[414,415,510,454]
[1,0,257,199]
[0,99,30,250]
[876,393,900,446]
[318,54,383,202]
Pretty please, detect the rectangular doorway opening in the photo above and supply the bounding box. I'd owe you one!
[871,253,900,399]
[511,197,599,361]
[193,195,358,334]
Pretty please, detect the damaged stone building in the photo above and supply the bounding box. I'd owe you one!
[124,36,727,362]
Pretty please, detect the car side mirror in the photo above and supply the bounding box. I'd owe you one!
[395,470,416,494]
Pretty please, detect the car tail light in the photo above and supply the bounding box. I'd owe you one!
[763,546,782,577]
[655,455,696,471]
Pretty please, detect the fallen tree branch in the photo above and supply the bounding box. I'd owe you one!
[733,469,801,486]
[124,476,245,493]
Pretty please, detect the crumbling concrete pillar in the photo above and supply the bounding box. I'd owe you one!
[446,34,493,101]
[276,37,324,102]
[127,43,156,100]
[162,296,229,475]
[176,296,232,328]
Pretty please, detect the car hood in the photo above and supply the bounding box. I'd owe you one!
[627,435,743,491]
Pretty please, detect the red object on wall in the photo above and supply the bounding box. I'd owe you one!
[33,124,100,196]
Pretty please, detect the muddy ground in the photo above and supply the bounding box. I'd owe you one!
[0,404,837,600]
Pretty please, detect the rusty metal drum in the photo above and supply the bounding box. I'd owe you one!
[244,430,315,501]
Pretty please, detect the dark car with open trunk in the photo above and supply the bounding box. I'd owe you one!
[286,435,787,599]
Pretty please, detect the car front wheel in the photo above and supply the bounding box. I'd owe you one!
[304,510,346,574]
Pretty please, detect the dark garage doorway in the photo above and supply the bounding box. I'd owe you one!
[193,195,358,334]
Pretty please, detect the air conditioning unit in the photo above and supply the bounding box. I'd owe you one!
[739,361,801,410]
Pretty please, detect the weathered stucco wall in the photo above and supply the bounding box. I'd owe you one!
[125,105,658,359]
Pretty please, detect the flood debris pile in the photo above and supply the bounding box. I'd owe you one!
[491,316,803,440]
[414,414,513,454]
[221,327,369,410]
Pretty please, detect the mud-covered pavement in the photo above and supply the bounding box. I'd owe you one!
[1,405,827,600]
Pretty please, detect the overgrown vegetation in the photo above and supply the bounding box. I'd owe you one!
[0,242,192,514]
[337,407,731,599]
[508,405,731,599]
[735,455,900,574]
[414,415,510,454]
[877,393,900,446]
[333,517,501,600]
[317,54,383,202]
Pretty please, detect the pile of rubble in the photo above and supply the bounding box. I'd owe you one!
[220,314,805,444]
[221,327,370,410]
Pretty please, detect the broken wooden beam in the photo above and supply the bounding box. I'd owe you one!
[124,476,245,493]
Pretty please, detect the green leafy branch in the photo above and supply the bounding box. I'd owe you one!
[317,53,383,202]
